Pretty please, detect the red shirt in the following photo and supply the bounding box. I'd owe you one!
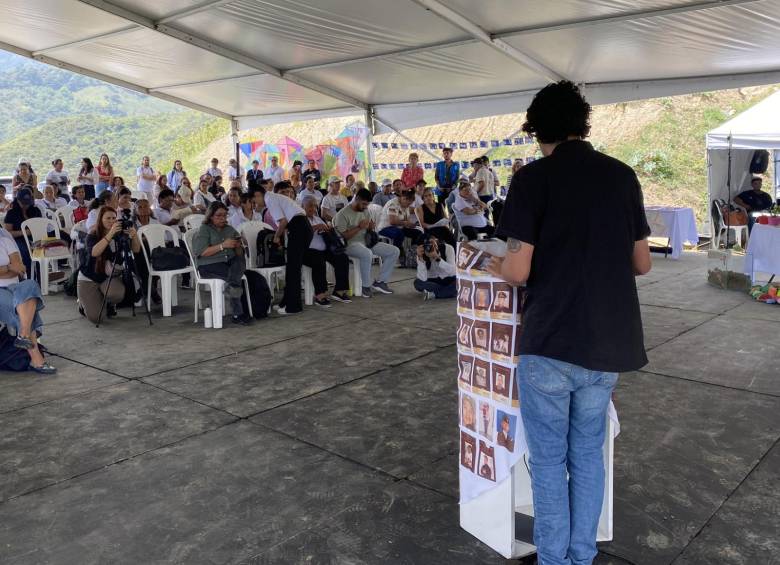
[401,165,424,188]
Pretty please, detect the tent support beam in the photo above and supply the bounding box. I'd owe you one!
[150,72,266,92]
[74,0,369,111]
[156,0,235,24]
[32,26,139,55]
[364,108,376,182]
[371,115,442,162]
[0,39,234,120]
[409,0,565,82]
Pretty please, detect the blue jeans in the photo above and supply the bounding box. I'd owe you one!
[96,181,110,196]
[0,280,44,336]
[413,276,456,298]
[518,355,617,565]
[345,242,399,287]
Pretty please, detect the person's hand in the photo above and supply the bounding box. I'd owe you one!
[368,220,375,230]
[108,221,122,238]
[273,235,281,246]
[486,256,505,279]
[222,238,241,249]
[126,227,137,240]
[417,246,425,258]
[358,219,370,229]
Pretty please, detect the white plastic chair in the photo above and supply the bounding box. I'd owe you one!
[54,206,74,233]
[238,220,286,290]
[712,200,749,249]
[444,243,456,268]
[182,230,252,328]
[183,214,205,232]
[138,224,194,317]
[131,190,148,201]
[367,203,383,227]
[21,217,73,295]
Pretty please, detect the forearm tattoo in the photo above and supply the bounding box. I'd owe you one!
[507,238,523,252]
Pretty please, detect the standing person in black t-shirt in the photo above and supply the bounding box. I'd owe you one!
[489,81,652,565]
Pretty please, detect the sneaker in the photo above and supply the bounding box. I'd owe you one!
[314,297,332,308]
[372,281,393,294]
[361,287,373,298]
[423,290,436,301]
[232,314,251,326]
[330,292,352,303]
[273,305,287,316]
[107,304,117,318]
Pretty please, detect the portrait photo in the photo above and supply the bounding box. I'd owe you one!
[457,279,473,310]
[472,358,490,395]
[490,322,515,361]
[457,243,479,270]
[461,393,476,431]
[473,282,492,314]
[478,400,494,441]
[490,282,514,320]
[461,431,477,472]
[458,354,474,387]
[472,320,490,354]
[496,410,518,453]
[492,364,511,399]
[457,317,473,349]
[478,441,496,482]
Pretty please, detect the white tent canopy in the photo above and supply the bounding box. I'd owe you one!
[706,90,780,212]
[1,0,780,135]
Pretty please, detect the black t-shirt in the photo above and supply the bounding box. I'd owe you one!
[736,189,772,211]
[3,204,42,231]
[497,140,651,373]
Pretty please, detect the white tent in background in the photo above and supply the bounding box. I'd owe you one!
[706,90,780,229]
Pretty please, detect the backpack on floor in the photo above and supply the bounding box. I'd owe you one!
[256,229,286,267]
[240,270,272,319]
[0,327,32,371]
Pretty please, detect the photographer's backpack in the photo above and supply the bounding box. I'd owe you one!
[256,228,286,267]
[240,270,272,319]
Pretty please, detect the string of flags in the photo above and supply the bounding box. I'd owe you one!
[371,137,535,150]
[371,157,537,170]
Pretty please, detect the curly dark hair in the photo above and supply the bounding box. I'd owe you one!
[522,81,591,144]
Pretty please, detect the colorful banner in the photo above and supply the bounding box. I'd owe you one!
[239,121,368,181]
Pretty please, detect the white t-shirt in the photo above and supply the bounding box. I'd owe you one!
[227,166,239,181]
[226,204,242,218]
[86,208,99,232]
[193,191,217,210]
[78,169,99,186]
[36,197,67,211]
[264,192,305,223]
[308,215,327,251]
[264,166,284,185]
[296,188,323,204]
[46,169,70,190]
[321,194,348,217]
[378,198,415,231]
[474,167,493,197]
[206,167,223,178]
[453,195,487,228]
[0,230,20,287]
[229,211,262,230]
[155,206,176,225]
[136,166,156,194]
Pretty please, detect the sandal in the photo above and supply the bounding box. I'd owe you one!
[29,362,57,374]
[14,336,34,350]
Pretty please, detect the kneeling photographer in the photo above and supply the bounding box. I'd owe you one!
[77,206,142,323]
[414,236,456,300]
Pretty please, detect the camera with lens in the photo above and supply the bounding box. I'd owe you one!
[119,208,133,231]
[423,238,435,254]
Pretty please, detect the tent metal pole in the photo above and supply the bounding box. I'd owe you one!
[365,108,376,182]
[372,115,441,162]
[231,119,240,186]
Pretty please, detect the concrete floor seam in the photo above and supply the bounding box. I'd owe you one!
[0,379,127,416]
[635,368,780,399]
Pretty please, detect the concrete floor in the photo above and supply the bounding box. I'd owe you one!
[0,252,777,564]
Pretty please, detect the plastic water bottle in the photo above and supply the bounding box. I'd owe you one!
[204,307,213,328]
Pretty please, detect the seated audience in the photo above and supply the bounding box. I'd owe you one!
[192,202,250,325]
[0,227,56,373]
[86,191,113,232]
[230,193,262,229]
[78,206,142,323]
[321,177,349,222]
[3,188,42,276]
[334,188,399,297]
[193,179,217,212]
[416,186,456,248]
[0,185,9,212]
[301,196,351,306]
[153,174,169,205]
[453,181,493,240]
[115,187,135,218]
[68,186,90,223]
[372,179,394,207]
[133,199,158,228]
[111,176,125,193]
[176,177,194,206]
[254,182,311,315]
[367,181,379,197]
[155,189,180,227]
[340,174,356,198]
[223,185,242,216]
[377,190,423,255]
[735,176,773,232]
[297,176,323,205]
[36,183,67,212]
[414,236,456,300]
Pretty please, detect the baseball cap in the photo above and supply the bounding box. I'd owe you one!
[381,178,392,187]
[328,176,341,183]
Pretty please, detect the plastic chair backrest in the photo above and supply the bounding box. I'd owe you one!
[139,224,181,253]
[444,243,456,268]
[21,217,60,246]
[367,203,383,226]
[184,214,205,231]
[42,208,57,222]
[54,206,74,232]
[238,220,274,269]
[182,230,201,280]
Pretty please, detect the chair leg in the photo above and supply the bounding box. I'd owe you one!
[212,283,224,329]
[193,285,200,323]
[40,260,49,296]
[242,276,253,318]
[172,279,179,307]
[161,275,173,317]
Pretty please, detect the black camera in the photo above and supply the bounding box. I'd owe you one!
[423,239,435,254]
[119,208,133,231]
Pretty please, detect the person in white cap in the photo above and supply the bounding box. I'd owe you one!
[372,178,394,207]
[320,176,348,222]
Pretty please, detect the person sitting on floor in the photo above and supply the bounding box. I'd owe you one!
[416,186,456,248]
[377,190,423,258]
[230,193,262,230]
[0,227,56,373]
[77,206,142,324]
[321,177,349,222]
[191,202,251,325]
[334,188,399,297]
[453,180,493,240]
[301,196,352,306]
[414,235,456,300]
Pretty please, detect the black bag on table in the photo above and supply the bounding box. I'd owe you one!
[256,229,286,267]
[150,246,190,270]
[240,270,272,319]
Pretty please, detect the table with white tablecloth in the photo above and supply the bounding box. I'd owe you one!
[644,206,699,259]
[745,223,780,281]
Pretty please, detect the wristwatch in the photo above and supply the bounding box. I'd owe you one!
[220,243,224,252]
